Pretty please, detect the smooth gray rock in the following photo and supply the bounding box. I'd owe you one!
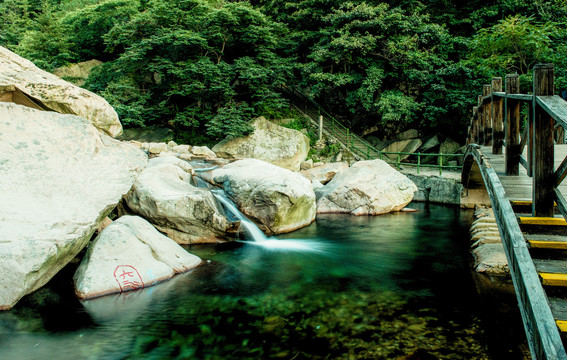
[300,162,349,185]
[74,215,202,299]
[406,174,463,205]
[440,137,461,154]
[0,46,122,137]
[124,157,231,244]
[191,146,216,158]
[396,129,419,140]
[0,103,147,310]
[208,159,316,234]
[52,59,103,86]
[316,159,417,215]
[382,139,422,161]
[212,117,310,171]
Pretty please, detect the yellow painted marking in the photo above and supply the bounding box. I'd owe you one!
[528,240,567,250]
[519,217,567,226]
[557,320,567,333]
[540,272,567,287]
[511,200,557,206]
[511,200,533,206]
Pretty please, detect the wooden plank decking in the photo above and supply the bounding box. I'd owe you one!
[479,144,567,201]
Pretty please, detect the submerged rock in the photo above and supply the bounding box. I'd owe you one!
[74,216,202,299]
[0,46,122,137]
[207,159,316,234]
[212,117,310,171]
[0,103,147,310]
[316,159,417,215]
[123,156,231,244]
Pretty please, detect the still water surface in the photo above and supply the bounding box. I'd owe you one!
[0,203,526,359]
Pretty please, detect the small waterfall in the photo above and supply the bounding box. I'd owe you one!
[211,190,268,242]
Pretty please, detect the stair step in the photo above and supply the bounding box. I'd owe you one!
[518,217,567,226]
[512,201,558,207]
[533,260,567,286]
[550,297,567,333]
[527,234,567,250]
[540,273,567,287]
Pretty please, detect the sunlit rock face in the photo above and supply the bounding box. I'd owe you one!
[212,117,310,172]
[0,46,122,137]
[0,102,147,310]
[74,215,202,299]
[123,156,232,244]
[300,162,349,184]
[207,159,317,234]
[316,159,417,215]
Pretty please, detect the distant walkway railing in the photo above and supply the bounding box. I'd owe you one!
[281,85,462,175]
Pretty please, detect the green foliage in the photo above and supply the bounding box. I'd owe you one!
[376,90,421,124]
[5,0,567,145]
[85,0,292,143]
[0,0,32,48]
[469,15,563,74]
[61,0,139,61]
[15,2,75,70]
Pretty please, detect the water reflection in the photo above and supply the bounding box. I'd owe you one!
[0,203,522,359]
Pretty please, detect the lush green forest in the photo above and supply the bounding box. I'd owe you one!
[2,0,567,145]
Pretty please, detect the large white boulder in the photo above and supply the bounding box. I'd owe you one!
[212,117,310,171]
[0,103,147,310]
[123,156,231,244]
[316,159,417,215]
[207,159,316,234]
[74,215,202,299]
[0,46,122,137]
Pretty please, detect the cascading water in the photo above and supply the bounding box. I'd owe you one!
[210,189,325,252]
[210,189,268,242]
[193,168,325,252]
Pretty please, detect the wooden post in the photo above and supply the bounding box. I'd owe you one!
[505,74,520,176]
[478,95,484,144]
[318,115,323,141]
[472,106,478,144]
[532,63,555,217]
[483,85,492,146]
[492,77,503,154]
[527,101,534,177]
[556,126,565,144]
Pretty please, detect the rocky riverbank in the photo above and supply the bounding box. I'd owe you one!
[0,45,464,309]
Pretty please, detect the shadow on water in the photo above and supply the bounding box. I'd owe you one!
[0,202,530,359]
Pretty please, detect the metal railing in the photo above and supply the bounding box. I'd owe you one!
[281,85,462,175]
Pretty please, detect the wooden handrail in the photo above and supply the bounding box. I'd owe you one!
[536,95,567,131]
[464,146,567,360]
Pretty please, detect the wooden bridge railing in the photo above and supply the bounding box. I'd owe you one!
[467,63,567,220]
[463,145,567,360]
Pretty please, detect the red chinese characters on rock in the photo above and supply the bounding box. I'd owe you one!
[114,265,145,292]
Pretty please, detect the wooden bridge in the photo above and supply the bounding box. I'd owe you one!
[462,64,567,359]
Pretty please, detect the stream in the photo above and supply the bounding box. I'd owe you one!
[0,202,528,359]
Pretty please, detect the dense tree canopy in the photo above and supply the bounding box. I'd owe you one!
[2,0,567,144]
